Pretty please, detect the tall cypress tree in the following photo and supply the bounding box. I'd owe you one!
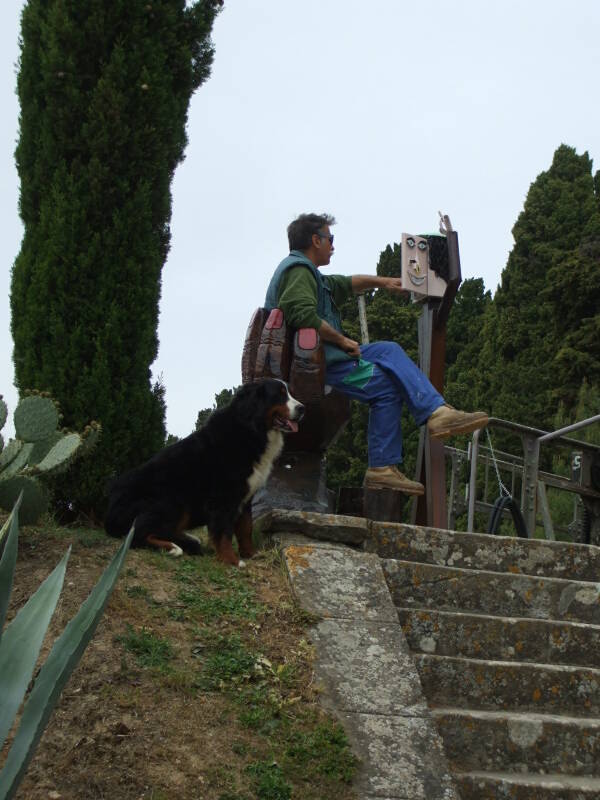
[478,145,600,430]
[11,0,220,515]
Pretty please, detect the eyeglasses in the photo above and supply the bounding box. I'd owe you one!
[317,232,334,245]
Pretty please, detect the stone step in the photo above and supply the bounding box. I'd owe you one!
[382,560,600,624]
[368,521,600,581]
[456,771,600,799]
[399,608,600,669]
[433,708,600,776]
[415,654,600,717]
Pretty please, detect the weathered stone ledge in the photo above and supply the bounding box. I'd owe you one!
[382,559,600,624]
[398,608,600,669]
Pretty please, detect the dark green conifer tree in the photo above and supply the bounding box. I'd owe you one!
[444,277,492,413]
[195,386,239,431]
[479,145,600,430]
[11,0,221,515]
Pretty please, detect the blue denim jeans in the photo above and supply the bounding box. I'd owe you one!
[325,341,444,467]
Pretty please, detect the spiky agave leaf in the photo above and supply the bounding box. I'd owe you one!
[0,525,70,751]
[13,396,59,443]
[0,494,22,636]
[0,527,134,799]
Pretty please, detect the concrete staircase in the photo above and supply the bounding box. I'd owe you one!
[367,521,600,799]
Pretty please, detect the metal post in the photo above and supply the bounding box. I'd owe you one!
[521,435,540,538]
[537,480,555,540]
[467,428,481,532]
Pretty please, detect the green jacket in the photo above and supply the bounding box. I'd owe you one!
[264,250,353,364]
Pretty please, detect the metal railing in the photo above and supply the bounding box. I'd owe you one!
[445,414,600,540]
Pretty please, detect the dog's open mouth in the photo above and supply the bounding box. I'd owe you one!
[273,415,299,433]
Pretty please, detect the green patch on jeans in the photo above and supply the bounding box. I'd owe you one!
[342,358,374,389]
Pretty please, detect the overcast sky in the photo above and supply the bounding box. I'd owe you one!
[1,1,599,439]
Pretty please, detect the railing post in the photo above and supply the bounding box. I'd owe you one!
[521,434,540,538]
[467,429,481,532]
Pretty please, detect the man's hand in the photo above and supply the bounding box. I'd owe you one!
[340,336,361,358]
[381,277,405,294]
[351,275,407,295]
[318,321,361,357]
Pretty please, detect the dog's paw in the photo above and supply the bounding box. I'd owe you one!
[238,559,246,569]
[167,544,184,558]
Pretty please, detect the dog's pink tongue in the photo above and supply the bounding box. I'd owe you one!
[288,420,299,433]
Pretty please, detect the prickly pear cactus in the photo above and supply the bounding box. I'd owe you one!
[14,394,60,441]
[0,395,7,456]
[0,391,102,524]
[0,395,7,432]
[0,475,49,526]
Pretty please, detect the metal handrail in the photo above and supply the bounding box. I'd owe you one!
[466,414,600,536]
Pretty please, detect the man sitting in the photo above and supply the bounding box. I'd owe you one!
[264,212,488,495]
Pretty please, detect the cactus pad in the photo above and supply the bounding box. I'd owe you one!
[1,442,34,478]
[33,433,82,475]
[0,475,49,525]
[28,431,64,465]
[0,397,7,430]
[0,439,24,471]
[14,395,60,442]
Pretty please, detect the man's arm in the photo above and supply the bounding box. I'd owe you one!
[317,321,361,358]
[278,267,361,357]
[351,275,406,295]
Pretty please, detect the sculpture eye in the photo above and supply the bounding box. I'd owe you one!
[407,237,415,248]
[418,241,427,251]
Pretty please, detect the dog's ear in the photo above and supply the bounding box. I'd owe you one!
[233,383,264,430]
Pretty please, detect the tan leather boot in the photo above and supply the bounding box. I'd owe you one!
[427,404,488,439]
[363,465,425,495]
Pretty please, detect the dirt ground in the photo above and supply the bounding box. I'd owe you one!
[1,518,358,800]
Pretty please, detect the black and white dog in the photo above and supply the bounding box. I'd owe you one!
[105,379,303,566]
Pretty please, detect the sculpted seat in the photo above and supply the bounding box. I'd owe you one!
[241,308,350,515]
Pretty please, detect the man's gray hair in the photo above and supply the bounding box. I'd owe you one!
[287,213,336,251]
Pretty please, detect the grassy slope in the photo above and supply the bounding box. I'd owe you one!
[1,517,358,800]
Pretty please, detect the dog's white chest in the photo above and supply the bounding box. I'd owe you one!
[244,430,284,503]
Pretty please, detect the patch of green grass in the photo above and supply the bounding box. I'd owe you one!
[195,634,256,690]
[76,529,107,548]
[125,584,150,599]
[167,607,187,622]
[231,741,248,756]
[237,685,282,734]
[206,764,236,790]
[285,719,358,783]
[245,761,291,800]
[116,624,174,672]
[175,558,264,621]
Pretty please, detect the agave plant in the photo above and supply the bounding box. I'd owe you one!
[0,494,133,799]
